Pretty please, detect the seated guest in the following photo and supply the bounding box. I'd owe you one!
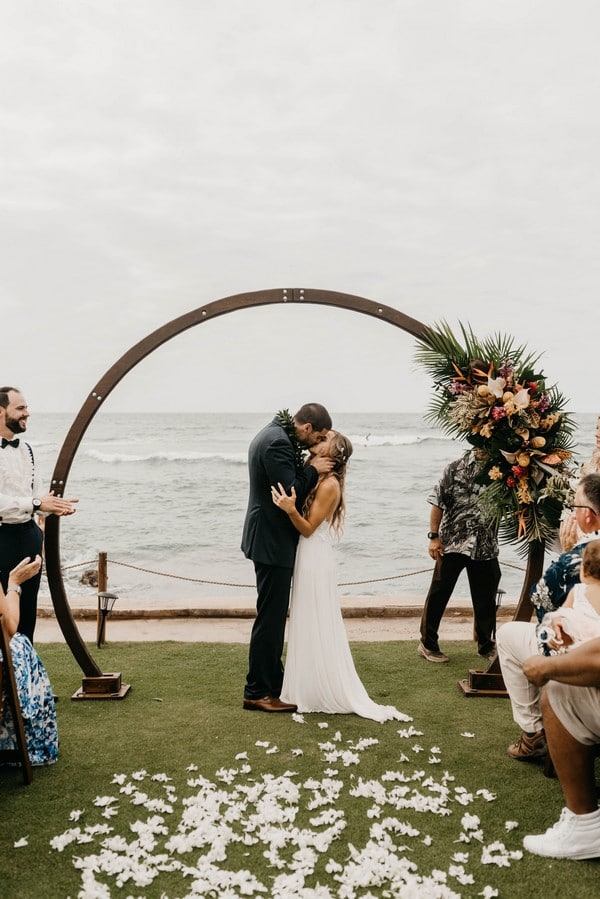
[0,556,58,766]
[496,474,600,761]
[536,540,600,649]
[521,637,600,860]
[560,414,600,552]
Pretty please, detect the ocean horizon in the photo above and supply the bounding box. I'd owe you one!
[29,411,598,606]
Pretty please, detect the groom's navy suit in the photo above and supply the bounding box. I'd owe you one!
[242,417,318,699]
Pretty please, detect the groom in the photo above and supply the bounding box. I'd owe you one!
[241,403,333,711]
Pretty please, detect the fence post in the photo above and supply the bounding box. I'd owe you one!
[96,552,108,645]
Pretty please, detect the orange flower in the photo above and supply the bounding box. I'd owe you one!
[539,453,562,466]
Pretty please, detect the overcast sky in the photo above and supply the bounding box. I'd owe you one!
[2,0,599,416]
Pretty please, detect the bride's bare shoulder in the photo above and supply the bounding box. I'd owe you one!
[317,476,341,497]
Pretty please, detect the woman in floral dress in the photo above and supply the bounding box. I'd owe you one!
[0,555,58,766]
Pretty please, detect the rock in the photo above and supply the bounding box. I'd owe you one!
[80,568,98,587]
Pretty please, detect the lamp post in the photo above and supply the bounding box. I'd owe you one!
[97,591,118,648]
[73,583,130,699]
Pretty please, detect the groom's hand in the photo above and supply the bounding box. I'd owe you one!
[310,456,334,475]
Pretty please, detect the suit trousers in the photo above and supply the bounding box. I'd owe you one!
[245,562,293,699]
[420,552,501,654]
[0,520,44,643]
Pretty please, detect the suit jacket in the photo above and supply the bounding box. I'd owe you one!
[241,417,318,567]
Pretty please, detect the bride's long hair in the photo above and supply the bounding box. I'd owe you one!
[304,431,353,534]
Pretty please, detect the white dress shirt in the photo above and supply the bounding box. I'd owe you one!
[0,440,43,524]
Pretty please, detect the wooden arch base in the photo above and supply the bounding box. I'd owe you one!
[458,540,545,697]
[71,674,131,701]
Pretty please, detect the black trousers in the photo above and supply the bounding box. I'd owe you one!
[244,562,293,699]
[0,520,44,643]
[420,552,501,655]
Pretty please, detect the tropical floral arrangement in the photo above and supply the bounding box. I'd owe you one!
[415,322,575,550]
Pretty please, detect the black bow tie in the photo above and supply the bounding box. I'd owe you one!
[1,437,19,448]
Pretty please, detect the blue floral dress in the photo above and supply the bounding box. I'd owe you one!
[0,633,58,766]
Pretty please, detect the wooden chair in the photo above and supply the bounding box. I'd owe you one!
[0,615,33,784]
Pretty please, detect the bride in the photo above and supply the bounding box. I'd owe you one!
[271,430,411,723]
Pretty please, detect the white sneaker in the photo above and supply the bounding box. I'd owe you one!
[523,807,600,860]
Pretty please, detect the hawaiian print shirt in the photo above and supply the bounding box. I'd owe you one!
[531,530,600,622]
[428,452,499,561]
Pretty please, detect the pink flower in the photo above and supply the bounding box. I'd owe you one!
[536,394,550,413]
[448,381,468,396]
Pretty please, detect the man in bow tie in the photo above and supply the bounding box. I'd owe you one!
[0,386,78,641]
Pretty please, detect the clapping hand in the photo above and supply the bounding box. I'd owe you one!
[559,514,579,552]
[271,482,297,514]
[40,491,79,516]
[9,555,42,586]
[545,618,573,652]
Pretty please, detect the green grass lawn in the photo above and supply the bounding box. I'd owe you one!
[1,641,598,898]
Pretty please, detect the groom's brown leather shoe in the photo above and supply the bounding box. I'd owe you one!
[243,696,297,713]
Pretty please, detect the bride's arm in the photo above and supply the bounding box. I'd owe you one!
[271,479,339,538]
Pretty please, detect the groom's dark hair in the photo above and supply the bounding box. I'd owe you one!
[294,403,332,432]
[0,387,18,409]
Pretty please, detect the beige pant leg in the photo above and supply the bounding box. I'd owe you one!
[496,621,542,732]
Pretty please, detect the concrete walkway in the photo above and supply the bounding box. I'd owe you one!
[35,593,518,643]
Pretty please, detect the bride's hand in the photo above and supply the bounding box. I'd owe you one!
[271,482,297,514]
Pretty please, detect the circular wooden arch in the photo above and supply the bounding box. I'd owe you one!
[46,288,428,675]
[45,287,543,680]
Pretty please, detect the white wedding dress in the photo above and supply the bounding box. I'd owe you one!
[281,520,411,722]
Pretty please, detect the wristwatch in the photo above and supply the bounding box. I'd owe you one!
[7,584,22,596]
[32,498,42,515]
[427,531,439,540]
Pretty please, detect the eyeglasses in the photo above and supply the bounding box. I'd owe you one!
[568,504,599,515]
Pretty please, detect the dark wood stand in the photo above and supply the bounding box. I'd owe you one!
[72,672,131,701]
[458,540,545,698]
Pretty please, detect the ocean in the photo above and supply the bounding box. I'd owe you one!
[30,411,598,605]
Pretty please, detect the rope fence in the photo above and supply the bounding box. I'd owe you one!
[58,555,527,590]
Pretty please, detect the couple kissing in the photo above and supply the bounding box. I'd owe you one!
[241,404,410,723]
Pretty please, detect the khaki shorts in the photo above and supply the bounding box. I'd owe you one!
[546,681,600,747]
